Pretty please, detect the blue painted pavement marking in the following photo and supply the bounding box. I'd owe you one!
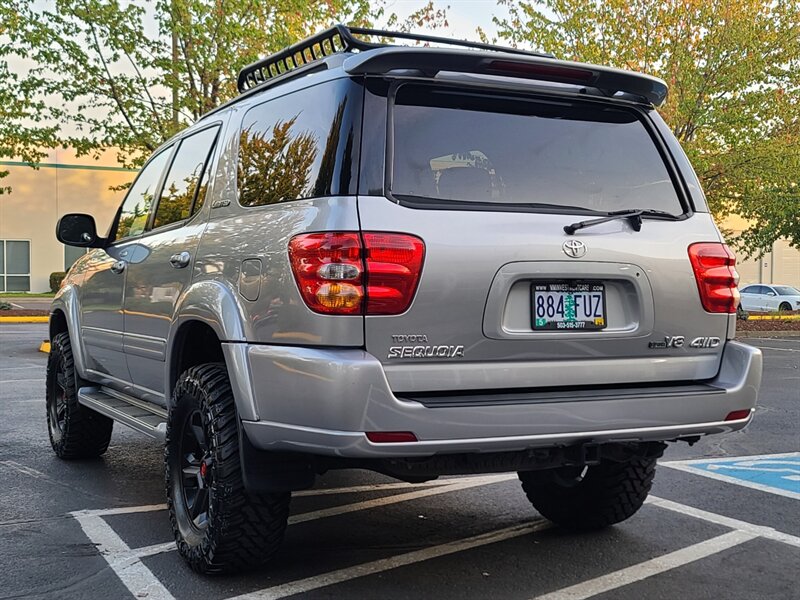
[662,452,800,500]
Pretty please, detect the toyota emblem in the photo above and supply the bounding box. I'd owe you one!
[562,239,587,258]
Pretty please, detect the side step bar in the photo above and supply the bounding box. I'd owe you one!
[78,387,167,442]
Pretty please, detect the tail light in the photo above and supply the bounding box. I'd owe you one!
[688,243,740,313]
[288,232,425,315]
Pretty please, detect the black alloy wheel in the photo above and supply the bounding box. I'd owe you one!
[179,409,213,531]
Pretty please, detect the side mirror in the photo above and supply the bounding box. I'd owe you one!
[56,213,106,248]
[766,291,776,297]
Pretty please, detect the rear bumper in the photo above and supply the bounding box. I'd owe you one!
[237,341,762,458]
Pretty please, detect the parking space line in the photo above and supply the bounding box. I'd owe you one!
[72,512,175,600]
[647,496,800,548]
[755,346,800,353]
[293,479,453,497]
[75,503,169,518]
[229,520,551,600]
[71,473,519,598]
[289,474,516,524]
[76,474,516,518]
[531,530,756,600]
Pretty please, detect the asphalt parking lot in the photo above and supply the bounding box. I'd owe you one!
[1,324,798,600]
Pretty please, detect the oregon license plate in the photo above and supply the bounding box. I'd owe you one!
[531,282,607,330]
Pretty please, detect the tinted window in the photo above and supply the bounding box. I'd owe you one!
[774,286,799,296]
[740,286,758,294]
[237,80,360,207]
[153,126,219,229]
[391,85,683,215]
[116,150,171,240]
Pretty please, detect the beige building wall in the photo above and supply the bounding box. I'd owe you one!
[1,149,797,292]
[0,148,135,292]
[720,215,800,289]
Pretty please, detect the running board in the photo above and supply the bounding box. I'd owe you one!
[77,387,168,442]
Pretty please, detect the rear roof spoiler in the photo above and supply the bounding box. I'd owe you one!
[236,24,668,107]
[343,47,668,107]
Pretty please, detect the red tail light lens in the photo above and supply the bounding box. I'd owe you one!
[288,232,425,315]
[688,243,740,313]
[288,233,364,315]
[363,233,425,315]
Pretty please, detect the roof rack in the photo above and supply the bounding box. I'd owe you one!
[235,24,667,107]
[236,24,553,93]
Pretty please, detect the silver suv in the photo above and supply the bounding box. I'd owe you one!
[49,25,762,574]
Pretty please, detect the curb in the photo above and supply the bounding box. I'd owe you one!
[736,330,800,338]
[747,315,800,321]
[0,316,49,323]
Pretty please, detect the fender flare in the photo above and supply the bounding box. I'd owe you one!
[167,279,259,421]
[50,285,90,379]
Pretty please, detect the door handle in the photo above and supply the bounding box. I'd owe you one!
[169,251,191,269]
[110,260,126,274]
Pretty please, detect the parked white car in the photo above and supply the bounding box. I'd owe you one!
[739,284,800,312]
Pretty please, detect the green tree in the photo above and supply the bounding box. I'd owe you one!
[491,0,800,256]
[0,0,378,176]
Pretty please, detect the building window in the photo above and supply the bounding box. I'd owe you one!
[64,245,87,271]
[0,240,31,292]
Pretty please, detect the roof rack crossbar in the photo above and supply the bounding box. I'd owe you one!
[236,24,553,93]
[347,27,554,60]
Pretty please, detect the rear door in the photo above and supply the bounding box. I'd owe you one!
[358,81,730,393]
[122,124,221,404]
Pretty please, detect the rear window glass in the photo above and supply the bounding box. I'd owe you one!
[237,80,359,208]
[391,85,683,215]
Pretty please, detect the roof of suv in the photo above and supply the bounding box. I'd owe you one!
[199,24,668,125]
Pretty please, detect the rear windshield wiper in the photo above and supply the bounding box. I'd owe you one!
[564,209,680,235]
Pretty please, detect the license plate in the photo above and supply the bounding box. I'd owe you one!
[531,282,607,331]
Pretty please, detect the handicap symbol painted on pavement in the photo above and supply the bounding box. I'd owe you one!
[662,452,800,499]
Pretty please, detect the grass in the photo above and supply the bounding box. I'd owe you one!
[0,292,56,298]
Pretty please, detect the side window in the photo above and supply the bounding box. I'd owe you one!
[740,286,756,294]
[116,149,172,240]
[153,126,220,229]
[237,81,358,207]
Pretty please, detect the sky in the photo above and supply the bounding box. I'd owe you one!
[379,0,513,39]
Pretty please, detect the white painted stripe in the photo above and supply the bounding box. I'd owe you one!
[755,346,800,353]
[72,513,175,600]
[531,530,756,600]
[293,479,452,497]
[76,474,516,517]
[0,365,43,371]
[289,474,516,525]
[647,496,800,548]
[132,541,178,559]
[229,520,550,600]
[72,503,168,518]
[0,378,44,383]
[662,452,800,500]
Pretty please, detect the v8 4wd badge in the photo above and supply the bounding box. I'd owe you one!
[649,336,721,349]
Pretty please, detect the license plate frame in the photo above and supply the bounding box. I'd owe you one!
[531,281,607,331]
